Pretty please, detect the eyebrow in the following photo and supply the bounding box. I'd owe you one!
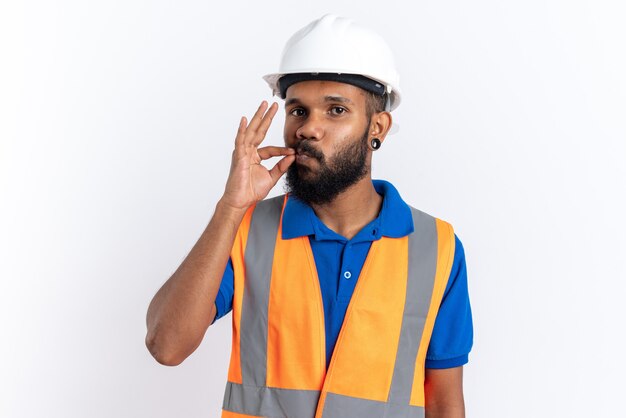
[285,95,355,107]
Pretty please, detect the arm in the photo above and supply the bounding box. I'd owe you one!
[145,201,245,366]
[145,101,295,366]
[424,366,465,418]
[424,235,473,416]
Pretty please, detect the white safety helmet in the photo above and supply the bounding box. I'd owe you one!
[263,14,401,112]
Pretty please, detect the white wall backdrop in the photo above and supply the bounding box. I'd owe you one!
[1,1,625,417]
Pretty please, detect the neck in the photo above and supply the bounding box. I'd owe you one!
[310,177,383,240]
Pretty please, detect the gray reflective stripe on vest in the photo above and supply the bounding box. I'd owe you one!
[239,195,284,387]
[322,392,424,418]
[321,207,437,418]
[386,207,438,407]
[223,381,320,418]
[227,197,441,417]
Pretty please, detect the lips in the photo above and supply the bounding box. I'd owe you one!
[297,150,314,158]
[294,142,323,166]
[296,145,321,159]
[296,147,315,162]
[296,153,313,164]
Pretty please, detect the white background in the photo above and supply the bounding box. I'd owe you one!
[1,1,625,417]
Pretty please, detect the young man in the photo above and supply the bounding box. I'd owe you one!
[146,14,473,418]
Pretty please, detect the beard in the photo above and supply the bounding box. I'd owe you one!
[285,125,370,206]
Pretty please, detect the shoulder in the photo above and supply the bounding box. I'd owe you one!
[243,194,286,225]
[376,179,454,235]
[251,194,287,219]
[255,194,286,209]
[406,204,455,241]
[242,195,287,239]
[406,204,447,226]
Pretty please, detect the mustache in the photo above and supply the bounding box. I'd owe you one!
[295,141,324,160]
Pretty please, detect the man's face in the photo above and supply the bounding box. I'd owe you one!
[283,80,372,205]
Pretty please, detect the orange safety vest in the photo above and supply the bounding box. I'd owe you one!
[221,194,455,418]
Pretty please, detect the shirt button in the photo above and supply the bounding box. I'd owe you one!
[344,271,352,279]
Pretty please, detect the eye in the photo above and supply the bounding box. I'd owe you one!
[289,108,306,117]
[330,106,347,115]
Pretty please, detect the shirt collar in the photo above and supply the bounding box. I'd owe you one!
[281,179,414,241]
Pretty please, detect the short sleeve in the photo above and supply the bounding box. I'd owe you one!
[425,233,474,369]
[211,257,235,324]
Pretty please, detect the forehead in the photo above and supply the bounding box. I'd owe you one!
[284,80,367,106]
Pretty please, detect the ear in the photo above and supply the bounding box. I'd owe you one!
[369,111,393,144]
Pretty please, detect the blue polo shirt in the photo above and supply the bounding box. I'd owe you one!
[213,179,473,369]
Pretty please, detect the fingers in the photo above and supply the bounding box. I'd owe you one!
[246,101,270,134]
[258,146,295,160]
[251,102,279,146]
[236,101,279,147]
[269,154,296,184]
[234,116,247,146]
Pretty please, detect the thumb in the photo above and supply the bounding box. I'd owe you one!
[268,154,296,184]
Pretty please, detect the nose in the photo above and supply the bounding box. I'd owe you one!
[295,112,324,141]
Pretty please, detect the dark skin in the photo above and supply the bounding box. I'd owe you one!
[284,81,465,417]
[425,367,466,418]
[283,81,387,239]
[145,80,464,417]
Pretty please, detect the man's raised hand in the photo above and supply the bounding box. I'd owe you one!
[221,101,296,211]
